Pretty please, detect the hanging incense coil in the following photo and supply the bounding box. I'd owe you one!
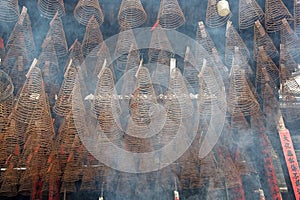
[225,21,250,66]
[238,0,264,29]
[295,0,300,36]
[37,0,65,19]
[253,20,278,60]
[256,46,280,84]
[196,21,216,55]
[61,159,82,193]
[280,44,298,76]
[206,0,231,28]
[232,47,253,76]
[0,70,14,102]
[13,63,48,124]
[118,0,147,29]
[281,18,300,59]
[80,166,99,191]
[82,16,104,57]
[148,26,173,63]
[0,0,19,22]
[115,28,139,70]
[46,12,68,58]
[265,0,293,32]
[42,156,62,196]
[6,7,36,63]
[74,0,104,26]
[179,152,201,189]
[157,0,185,29]
[0,162,19,197]
[228,64,260,116]
[0,94,13,132]
[53,60,79,116]
[231,108,250,130]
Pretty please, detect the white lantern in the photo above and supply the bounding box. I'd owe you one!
[217,0,231,17]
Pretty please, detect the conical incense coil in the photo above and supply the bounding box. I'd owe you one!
[148,26,173,63]
[228,65,260,116]
[230,108,250,130]
[82,16,104,57]
[232,47,253,76]
[225,21,250,66]
[126,66,164,138]
[183,46,199,93]
[206,0,231,28]
[254,20,278,60]
[118,0,147,29]
[61,159,82,193]
[37,0,65,19]
[262,83,280,126]
[0,94,13,131]
[256,46,279,84]
[198,60,226,116]
[42,156,62,195]
[80,166,98,191]
[74,0,104,26]
[280,44,298,76]
[265,0,293,32]
[6,7,36,62]
[238,0,264,29]
[0,0,19,22]
[157,0,185,29]
[13,62,48,124]
[295,0,300,36]
[115,27,138,68]
[46,12,68,58]
[280,18,300,59]
[93,41,112,78]
[256,66,278,96]
[179,152,201,189]
[0,70,14,102]
[53,60,79,116]
[196,21,216,55]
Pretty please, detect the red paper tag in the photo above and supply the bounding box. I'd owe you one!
[14,144,20,156]
[0,38,4,49]
[151,19,160,31]
[67,152,73,163]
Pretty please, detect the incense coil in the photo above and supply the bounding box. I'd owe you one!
[280,44,298,76]
[281,18,300,59]
[37,0,65,19]
[196,21,216,55]
[148,26,173,63]
[179,153,201,189]
[13,66,47,124]
[231,108,250,130]
[6,7,36,62]
[118,0,147,29]
[157,0,185,29]
[238,0,264,29]
[8,56,27,95]
[198,61,226,116]
[254,20,278,60]
[225,21,250,66]
[93,41,112,78]
[80,166,98,191]
[74,0,104,26]
[0,162,19,197]
[206,0,231,28]
[183,47,199,93]
[0,0,19,22]
[265,0,293,32]
[53,61,78,117]
[256,47,280,84]
[0,69,14,102]
[82,16,104,57]
[123,133,153,153]
[46,13,68,58]
[295,0,300,36]
[115,28,139,69]
[0,94,13,132]
[228,65,260,116]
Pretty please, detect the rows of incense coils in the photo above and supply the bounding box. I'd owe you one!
[0,0,299,199]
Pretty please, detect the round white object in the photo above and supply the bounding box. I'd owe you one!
[217,0,231,17]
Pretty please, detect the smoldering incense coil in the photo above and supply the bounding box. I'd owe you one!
[148,26,173,63]
[196,21,216,55]
[0,0,19,22]
[46,12,68,58]
[37,0,65,19]
[253,20,278,60]
[225,21,249,66]
[206,0,231,28]
[157,0,185,29]
[74,0,104,26]
[238,0,264,29]
[82,16,104,57]
[265,0,293,32]
[6,7,36,62]
[118,0,147,29]
[280,18,300,59]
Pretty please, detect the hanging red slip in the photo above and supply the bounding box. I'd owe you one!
[0,38,4,49]
[279,129,300,200]
[151,19,160,31]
